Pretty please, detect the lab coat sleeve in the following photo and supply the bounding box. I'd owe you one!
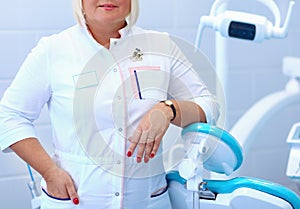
[168,39,220,125]
[0,37,51,152]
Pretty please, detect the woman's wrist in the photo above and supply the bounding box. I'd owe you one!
[158,100,176,121]
[41,163,59,181]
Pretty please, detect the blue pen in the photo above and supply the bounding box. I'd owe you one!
[134,70,142,99]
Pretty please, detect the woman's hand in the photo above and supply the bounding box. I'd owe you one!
[126,102,174,163]
[9,138,80,205]
[43,165,79,205]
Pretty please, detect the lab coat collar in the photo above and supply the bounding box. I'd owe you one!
[81,21,131,49]
[118,21,131,37]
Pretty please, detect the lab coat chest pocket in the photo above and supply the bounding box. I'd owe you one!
[129,66,169,100]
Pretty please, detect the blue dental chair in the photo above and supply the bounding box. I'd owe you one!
[166,123,300,209]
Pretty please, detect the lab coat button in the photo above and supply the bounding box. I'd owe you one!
[116,160,121,164]
[113,68,117,72]
[117,96,122,100]
[118,128,123,132]
[114,41,117,45]
[115,192,120,196]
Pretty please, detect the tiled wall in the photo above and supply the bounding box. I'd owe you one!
[0,0,299,208]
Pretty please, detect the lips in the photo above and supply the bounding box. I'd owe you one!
[99,4,118,8]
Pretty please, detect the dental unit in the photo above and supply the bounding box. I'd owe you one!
[165,0,300,209]
[167,123,300,209]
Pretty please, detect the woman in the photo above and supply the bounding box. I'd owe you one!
[0,0,219,208]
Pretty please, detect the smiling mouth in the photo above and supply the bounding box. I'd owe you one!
[99,4,118,8]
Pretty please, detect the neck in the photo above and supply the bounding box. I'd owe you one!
[86,21,127,48]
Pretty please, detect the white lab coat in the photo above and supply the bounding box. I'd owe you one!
[0,24,219,209]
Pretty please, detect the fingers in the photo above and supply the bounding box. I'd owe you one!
[127,105,170,163]
[144,134,156,163]
[144,140,154,163]
[66,181,79,205]
[127,129,158,163]
[45,167,79,205]
[127,129,142,157]
[127,136,163,163]
[136,143,145,163]
[136,131,147,163]
[150,135,163,159]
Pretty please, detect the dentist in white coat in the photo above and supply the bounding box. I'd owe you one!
[0,0,219,208]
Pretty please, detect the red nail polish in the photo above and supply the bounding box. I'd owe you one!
[73,197,79,205]
[127,151,132,157]
[150,153,155,158]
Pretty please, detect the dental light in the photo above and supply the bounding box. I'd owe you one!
[195,0,295,48]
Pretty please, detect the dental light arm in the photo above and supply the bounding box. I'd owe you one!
[195,0,295,48]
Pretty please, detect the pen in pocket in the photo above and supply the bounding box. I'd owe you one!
[134,70,142,99]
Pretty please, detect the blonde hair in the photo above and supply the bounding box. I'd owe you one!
[72,0,139,28]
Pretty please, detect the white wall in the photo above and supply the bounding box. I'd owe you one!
[0,0,299,208]
[0,1,74,208]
